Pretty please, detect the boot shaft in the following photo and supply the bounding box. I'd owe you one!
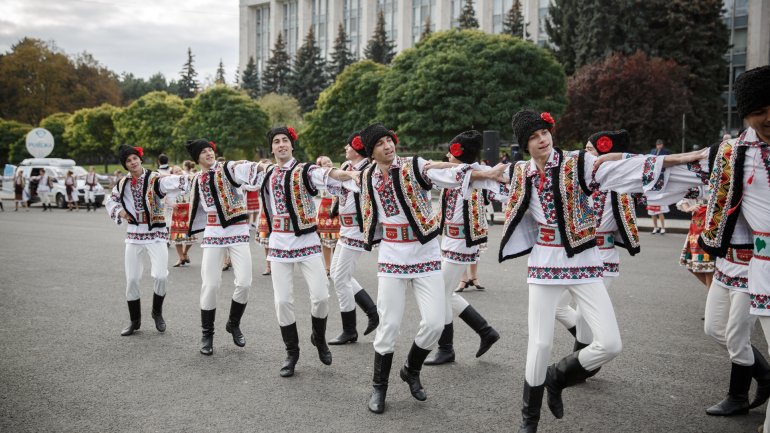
[127,299,141,322]
[373,352,394,385]
[405,341,432,374]
[228,300,247,325]
[459,305,491,334]
[340,310,357,332]
[728,362,753,398]
[521,381,545,421]
[152,293,165,315]
[311,316,328,341]
[280,322,300,353]
[201,309,216,335]
[437,323,454,350]
[354,290,377,315]
[549,352,590,390]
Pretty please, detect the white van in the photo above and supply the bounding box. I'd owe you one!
[14,158,106,208]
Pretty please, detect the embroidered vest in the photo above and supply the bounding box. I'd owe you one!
[499,148,596,261]
[359,156,439,250]
[610,192,640,255]
[118,171,166,229]
[260,160,318,237]
[699,137,753,257]
[440,188,489,247]
[187,161,248,235]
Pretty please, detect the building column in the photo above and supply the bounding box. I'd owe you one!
[397,0,412,51]
[434,0,451,31]
[360,0,378,58]
[747,0,770,69]
[478,0,493,33]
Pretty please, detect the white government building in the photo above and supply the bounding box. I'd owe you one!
[238,0,551,73]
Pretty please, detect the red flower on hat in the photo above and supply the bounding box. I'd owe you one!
[133,147,144,158]
[209,141,217,152]
[287,127,298,141]
[596,136,613,153]
[449,143,463,157]
[389,130,398,144]
[351,135,364,151]
[541,112,555,125]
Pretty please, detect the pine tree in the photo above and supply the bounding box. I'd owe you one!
[420,16,433,41]
[215,59,226,85]
[364,10,396,65]
[177,47,199,99]
[545,0,580,75]
[289,26,328,112]
[458,0,479,29]
[502,0,527,38]
[240,56,260,99]
[262,33,292,95]
[327,23,354,82]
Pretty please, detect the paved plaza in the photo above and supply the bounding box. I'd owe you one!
[0,209,767,432]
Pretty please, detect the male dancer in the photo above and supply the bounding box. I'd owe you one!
[185,139,262,356]
[257,126,359,377]
[328,132,379,345]
[35,169,55,211]
[105,145,190,336]
[356,123,502,414]
[423,130,500,365]
[84,166,99,211]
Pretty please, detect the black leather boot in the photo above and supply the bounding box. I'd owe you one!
[355,290,379,335]
[545,352,591,419]
[200,309,215,356]
[518,381,545,433]
[225,300,247,347]
[459,305,500,358]
[572,340,600,378]
[328,310,358,345]
[706,362,752,416]
[424,323,455,365]
[368,352,393,414]
[566,326,577,337]
[751,345,770,409]
[399,342,431,401]
[151,293,166,332]
[310,316,332,365]
[279,323,300,377]
[121,299,141,336]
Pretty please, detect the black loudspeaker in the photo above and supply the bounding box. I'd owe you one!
[483,130,500,166]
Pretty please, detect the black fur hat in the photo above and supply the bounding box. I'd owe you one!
[347,131,366,157]
[586,130,630,155]
[185,139,216,164]
[511,110,555,153]
[360,123,398,158]
[118,144,143,169]
[448,130,482,164]
[267,126,298,149]
[735,65,770,119]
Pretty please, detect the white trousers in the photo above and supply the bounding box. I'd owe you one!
[440,261,471,323]
[39,192,52,206]
[556,277,615,344]
[526,282,622,386]
[270,255,329,326]
[373,274,445,355]
[124,242,168,301]
[330,246,365,312]
[200,244,251,310]
[704,282,755,366]
[85,190,96,203]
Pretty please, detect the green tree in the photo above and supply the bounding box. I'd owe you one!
[262,33,292,95]
[364,10,396,65]
[545,0,580,75]
[303,60,388,158]
[241,56,261,98]
[458,0,479,29]
[327,23,355,82]
[63,104,120,169]
[558,51,691,151]
[113,91,188,159]
[39,112,72,159]
[215,59,226,85]
[420,16,433,41]
[289,26,328,113]
[502,0,527,38]
[70,52,122,111]
[177,47,199,99]
[0,118,33,165]
[257,93,303,128]
[377,30,567,148]
[175,85,270,159]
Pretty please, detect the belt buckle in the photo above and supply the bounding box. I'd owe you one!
[736,249,753,262]
[343,216,354,226]
[539,227,557,243]
[448,226,460,238]
[385,227,398,240]
[596,235,605,247]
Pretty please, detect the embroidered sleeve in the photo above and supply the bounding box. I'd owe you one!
[309,165,354,192]
[157,174,192,196]
[231,161,265,187]
[587,152,666,194]
[643,152,710,205]
[423,158,470,189]
[104,185,124,225]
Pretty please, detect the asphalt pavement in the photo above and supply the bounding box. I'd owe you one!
[0,209,766,433]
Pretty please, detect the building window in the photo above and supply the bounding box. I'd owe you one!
[412,0,436,43]
[378,0,398,42]
[537,0,550,43]
[313,0,329,57]
[283,0,299,58]
[343,0,361,56]
[254,5,270,73]
[492,0,514,34]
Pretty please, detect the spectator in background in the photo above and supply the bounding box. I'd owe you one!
[13,168,28,211]
[157,154,170,175]
[64,170,79,211]
[500,152,510,164]
[650,138,671,156]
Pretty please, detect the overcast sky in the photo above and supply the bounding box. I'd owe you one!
[0,0,239,84]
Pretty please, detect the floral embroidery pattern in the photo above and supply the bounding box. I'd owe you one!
[642,156,659,188]
[762,146,770,188]
[270,168,288,214]
[444,189,459,221]
[373,170,400,217]
[560,156,595,250]
[715,269,748,289]
[751,294,770,311]
[702,139,739,251]
[269,245,322,259]
[340,237,366,249]
[200,171,216,207]
[378,260,441,275]
[616,193,640,249]
[527,265,604,280]
[201,235,250,246]
[467,189,488,244]
[441,249,478,263]
[592,190,608,227]
[288,163,318,231]
[127,231,169,242]
[603,262,619,274]
[131,175,146,212]
[534,174,557,224]
[397,157,439,237]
